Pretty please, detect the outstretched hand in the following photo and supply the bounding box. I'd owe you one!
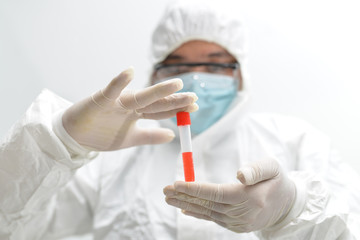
[62,67,198,151]
[164,159,296,233]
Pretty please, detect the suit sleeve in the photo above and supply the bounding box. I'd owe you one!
[0,89,100,239]
[258,117,360,239]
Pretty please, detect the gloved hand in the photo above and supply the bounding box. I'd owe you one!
[62,67,198,151]
[163,159,296,233]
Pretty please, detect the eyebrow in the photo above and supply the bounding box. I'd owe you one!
[207,51,233,58]
[165,54,184,60]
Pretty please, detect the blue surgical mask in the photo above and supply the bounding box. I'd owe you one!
[172,72,238,135]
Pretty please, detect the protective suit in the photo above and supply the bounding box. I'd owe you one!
[1,1,360,240]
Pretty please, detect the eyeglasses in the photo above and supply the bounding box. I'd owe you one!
[153,62,240,81]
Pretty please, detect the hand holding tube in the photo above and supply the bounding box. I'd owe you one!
[62,67,198,151]
[163,159,296,233]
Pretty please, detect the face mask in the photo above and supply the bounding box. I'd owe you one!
[171,72,238,135]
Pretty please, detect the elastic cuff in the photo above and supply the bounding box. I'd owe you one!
[52,110,98,159]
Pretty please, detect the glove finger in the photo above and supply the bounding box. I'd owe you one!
[173,181,228,203]
[119,78,183,109]
[141,103,198,120]
[165,191,228,213]
[165,190,252,219]
[183,208,253,233]
[136,92,198,114]
[181,211,249,233]
[166,197,242,225]
[102,67,134,100]
[181,210,212,221]
[166,197,221,220]
[237,159,280,185]
[129,127,176,146]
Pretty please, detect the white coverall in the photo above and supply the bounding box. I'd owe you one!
[0,88,360,240]
[1,1,360,239]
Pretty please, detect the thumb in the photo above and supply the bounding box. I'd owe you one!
[131,127,176,146]
[237,159,280,185]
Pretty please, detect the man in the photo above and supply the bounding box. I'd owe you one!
[1,1,359,239]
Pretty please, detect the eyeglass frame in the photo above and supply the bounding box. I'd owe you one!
[152,62,242,89]
[154,62,239,71]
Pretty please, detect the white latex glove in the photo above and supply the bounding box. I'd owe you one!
[164,159,296,233]
[62,67,198,151]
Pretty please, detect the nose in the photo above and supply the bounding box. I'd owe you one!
[189,65,208,73]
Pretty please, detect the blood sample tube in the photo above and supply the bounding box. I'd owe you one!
[176,111,195,182]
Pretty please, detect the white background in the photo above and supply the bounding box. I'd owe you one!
[1,0,360,176]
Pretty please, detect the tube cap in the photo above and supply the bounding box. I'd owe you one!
[176,112,191,126]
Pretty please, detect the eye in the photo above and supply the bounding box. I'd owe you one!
[206,65,225,73]
[176,65,190,74]
[165,66,180,74]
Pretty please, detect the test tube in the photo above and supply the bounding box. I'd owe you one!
[176,111,195,182]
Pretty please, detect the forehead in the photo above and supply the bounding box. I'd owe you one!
[164,40,236,62]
